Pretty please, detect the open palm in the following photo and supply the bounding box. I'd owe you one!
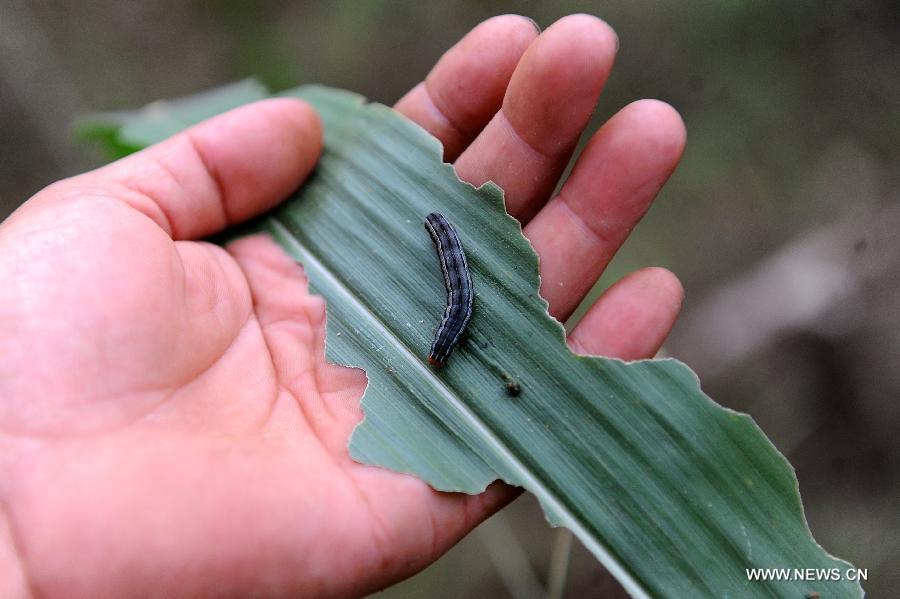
[0,15,685,598]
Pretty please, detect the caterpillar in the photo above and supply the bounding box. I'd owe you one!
[424,212,474,367]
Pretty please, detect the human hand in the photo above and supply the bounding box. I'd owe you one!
[0,14,685,598]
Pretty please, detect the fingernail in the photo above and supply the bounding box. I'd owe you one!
[525,16,542,34]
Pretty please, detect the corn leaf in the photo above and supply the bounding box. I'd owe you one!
[82,82,862,599]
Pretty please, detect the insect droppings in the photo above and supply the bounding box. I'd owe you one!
[500,372,521,397]
[424,212,474,367]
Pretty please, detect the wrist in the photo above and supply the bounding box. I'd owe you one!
[0,504,30,598]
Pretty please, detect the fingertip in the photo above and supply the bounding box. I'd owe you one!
[476,13,542,42]
[280,98,324,181]
[635,266,685,315]
[503,13,618,156]
[620,99,687,161]
[397,14,538,159]
[539,13,618,67]
[570,99,685,195]
[213,96,324,179]
[186,97,324,226]
[550,13,618,46]
[521,15,542,34]
[264,97,324,159]
[568,267,684,360]
[446,14,540,103]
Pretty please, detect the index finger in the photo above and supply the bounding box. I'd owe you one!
[394,15,538,161]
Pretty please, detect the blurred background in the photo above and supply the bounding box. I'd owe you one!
[1,1,897,596]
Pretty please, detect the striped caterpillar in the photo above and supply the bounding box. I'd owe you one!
[424,212,474,367]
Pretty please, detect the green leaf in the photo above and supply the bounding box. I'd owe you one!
[77,78,269,158]
[86,81,862,598]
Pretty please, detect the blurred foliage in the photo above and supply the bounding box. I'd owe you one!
[1,0,898,596]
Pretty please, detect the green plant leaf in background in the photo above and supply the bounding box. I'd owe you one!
[77,79,269,159]
[82,81,862,598]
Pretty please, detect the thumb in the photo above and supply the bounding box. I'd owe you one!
[38,97,322,240]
